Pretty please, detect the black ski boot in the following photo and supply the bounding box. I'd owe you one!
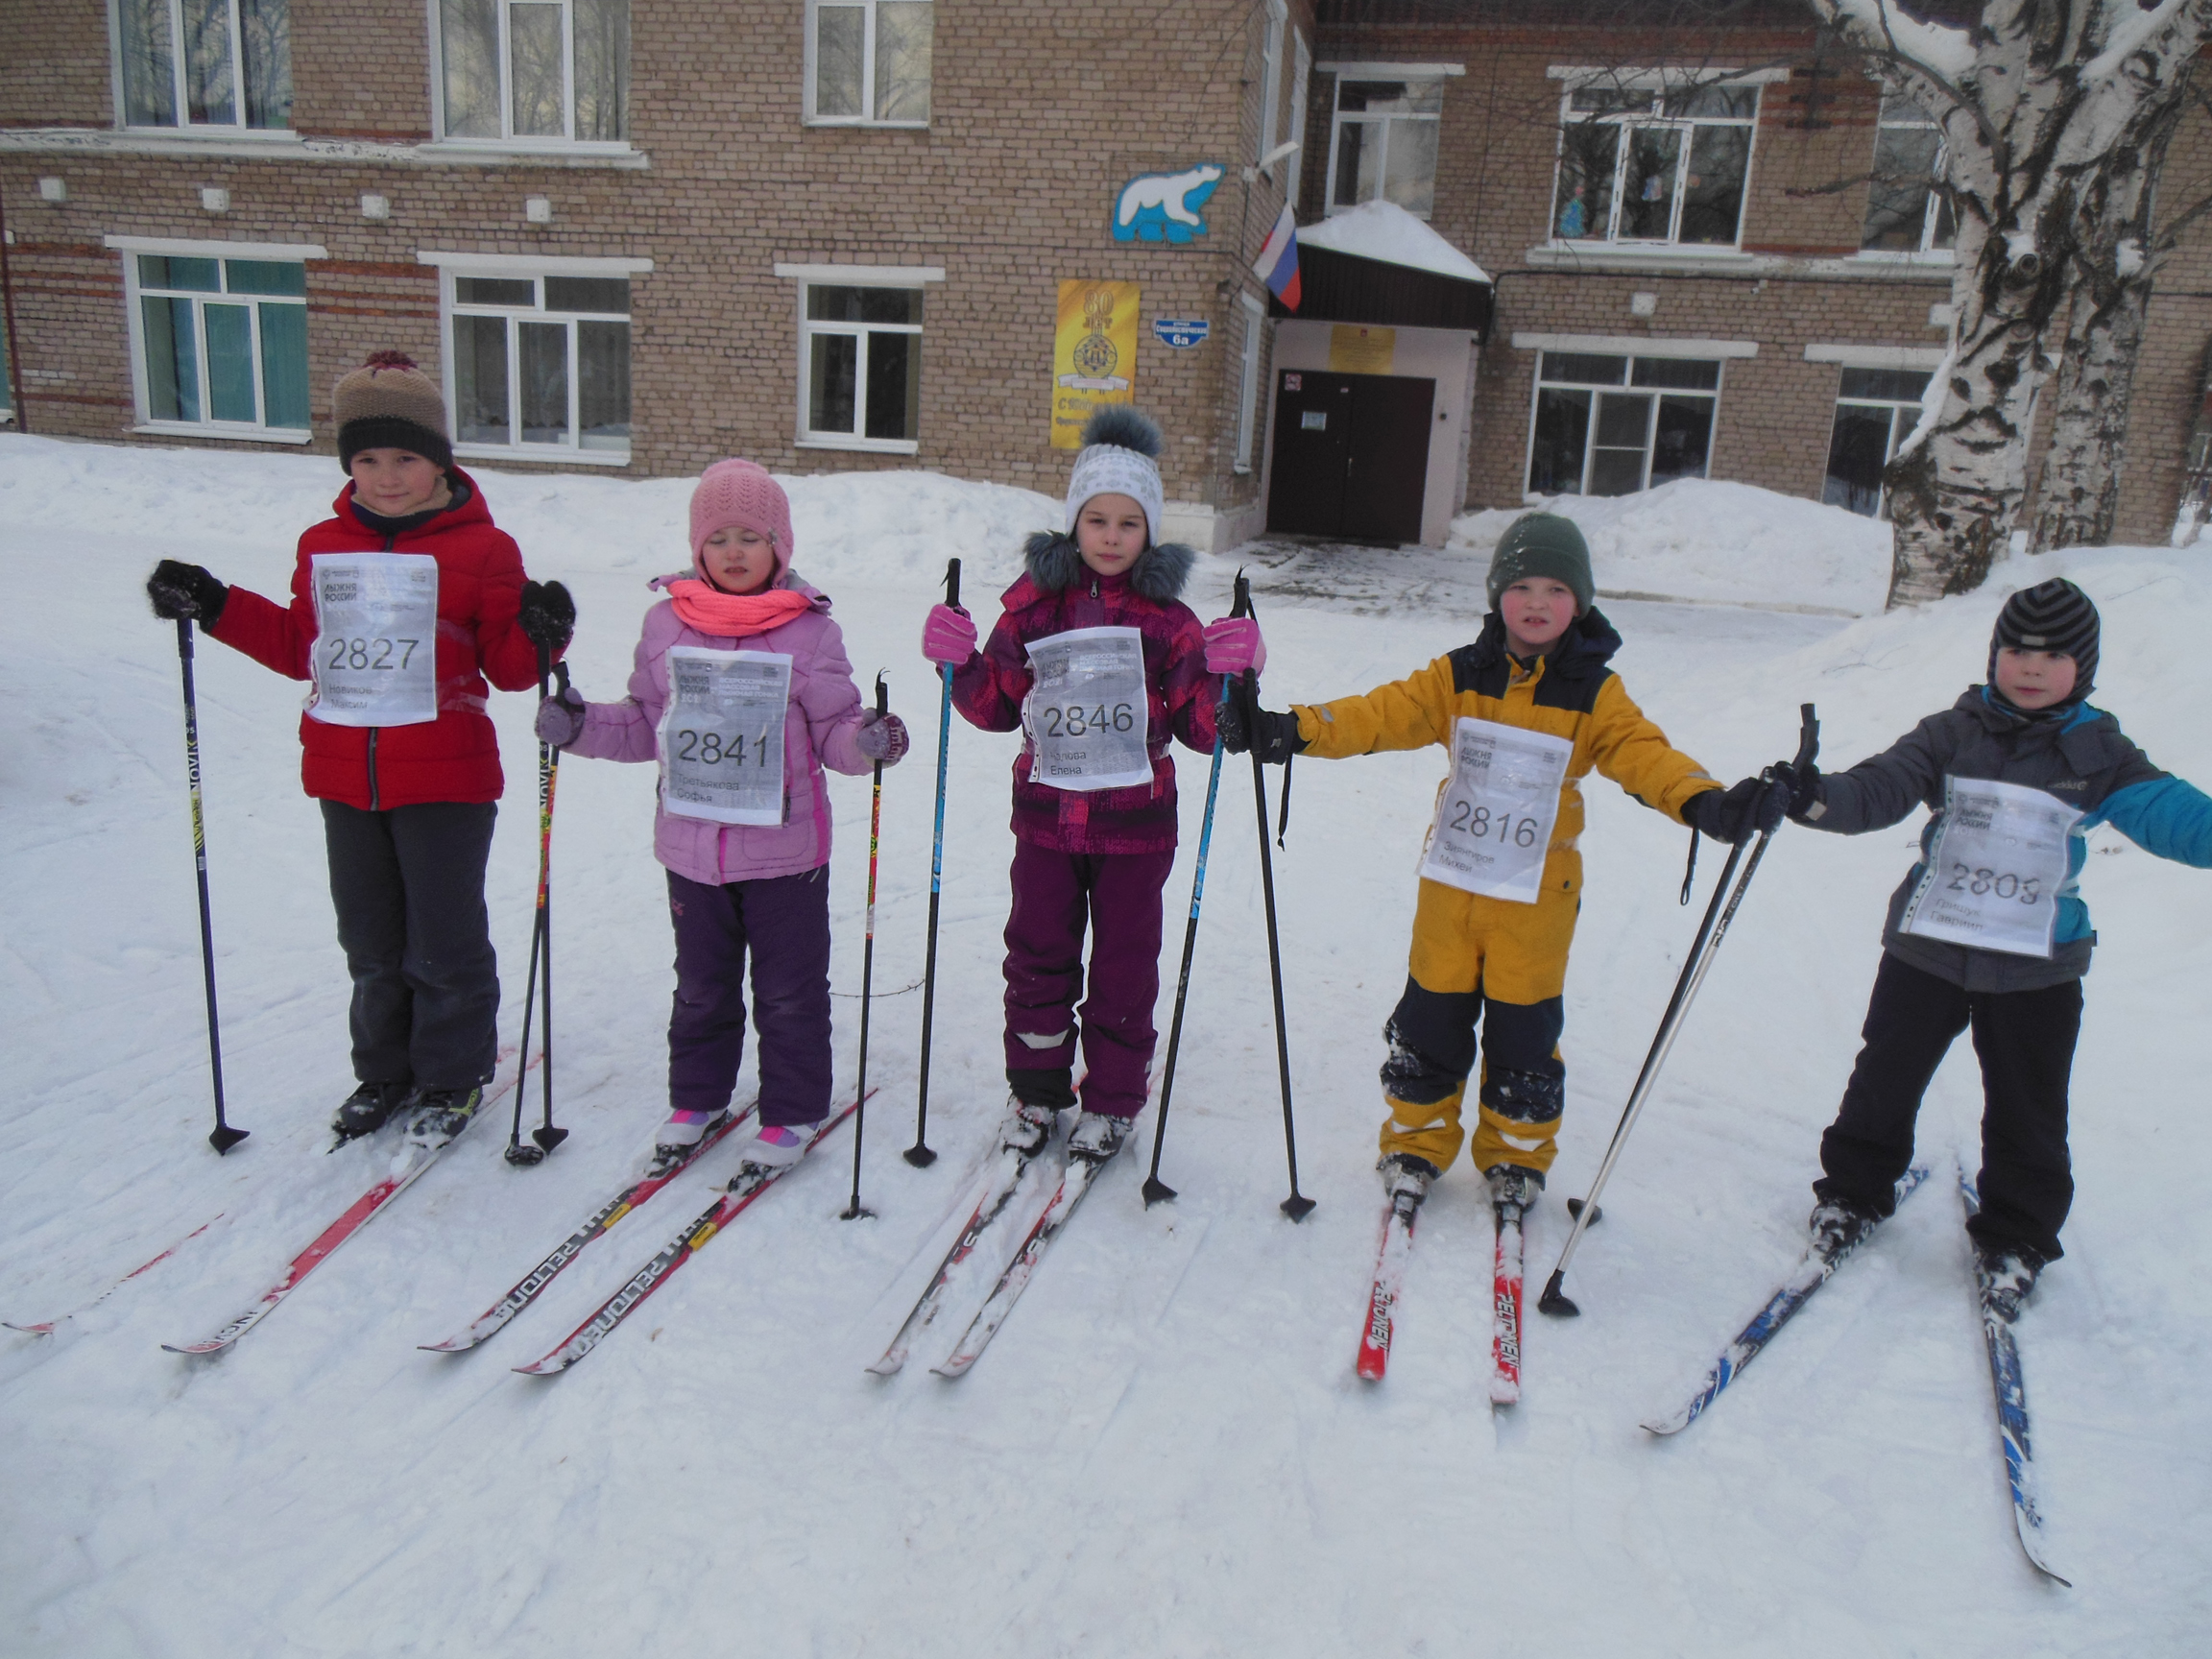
[331,1081,410,1142]
[1809,1194,1883,1261]
[1067,1110,1133,1164]
[1379,1152,1441,1206]
[1484,1162,1544,1212]
[404,1086,486,1151]
[1973,1239,2044,1323]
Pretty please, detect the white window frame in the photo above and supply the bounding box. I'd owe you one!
[427,0,633,152]
[1546,70,1765,251]
[1256,0,1286,166]
[109,0,296,136]
[1284,30,1310,205]
[1321,63,1455,220]
[1234,292,1265,473]
[422,251,649,465]
[1812,349,1940,517]
[109,233,323,443]
[803,0,932,129]
[1522,347,1726,499]
[774,262,945,455]
[1857,91,1959,261]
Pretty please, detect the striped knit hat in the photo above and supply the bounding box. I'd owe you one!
[1989,578,2099,700]
[333,350,453,472]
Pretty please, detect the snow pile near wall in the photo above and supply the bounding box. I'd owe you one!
[1295,199,1492,283]
[1451,478,1895,615]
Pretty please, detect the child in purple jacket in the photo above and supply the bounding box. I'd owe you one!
[538,460,908,1170]
[920,407,1256,1166]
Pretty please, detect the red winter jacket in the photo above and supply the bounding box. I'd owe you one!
[207,469,547,809]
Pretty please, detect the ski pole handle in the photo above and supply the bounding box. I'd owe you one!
[944,557,961,612]
[876,672,889,720]
[1792,703,1818,773]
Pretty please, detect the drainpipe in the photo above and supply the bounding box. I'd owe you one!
[0,179,28,432]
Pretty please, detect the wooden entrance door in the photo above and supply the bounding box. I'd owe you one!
[1265,370,1434,544]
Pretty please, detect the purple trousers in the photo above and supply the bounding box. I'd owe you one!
[667,867,831,1128]
[1002,840,1175,1119]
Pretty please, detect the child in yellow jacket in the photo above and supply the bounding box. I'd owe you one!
[1221,514,1777,1206]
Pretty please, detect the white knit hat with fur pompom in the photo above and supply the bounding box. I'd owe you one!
[1065,405,1166,544]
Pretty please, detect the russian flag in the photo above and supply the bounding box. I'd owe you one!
[1253,204,1301,311]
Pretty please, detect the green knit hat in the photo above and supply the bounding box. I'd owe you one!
[1486,512,1594,613]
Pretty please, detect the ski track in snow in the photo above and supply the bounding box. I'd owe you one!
[4,433,2210,1653]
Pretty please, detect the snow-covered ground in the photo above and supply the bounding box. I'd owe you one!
[3,434,2208,1655]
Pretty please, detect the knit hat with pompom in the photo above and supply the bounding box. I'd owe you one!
[333,350,452,472]
[689,459,795,585]
[1065,405,1166,545]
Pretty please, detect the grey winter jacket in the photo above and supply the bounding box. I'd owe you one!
[1798,686,2212,992]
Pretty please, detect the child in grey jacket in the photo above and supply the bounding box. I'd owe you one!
[1777,579,2212,1314]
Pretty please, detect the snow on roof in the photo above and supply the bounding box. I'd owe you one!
[1296,200,1491,285]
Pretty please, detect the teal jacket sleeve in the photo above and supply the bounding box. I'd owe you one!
[2087,775,2212,868]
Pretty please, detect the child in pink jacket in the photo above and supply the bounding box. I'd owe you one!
[538,460,907,1169]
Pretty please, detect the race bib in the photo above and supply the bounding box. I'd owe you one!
[306,553,438,727]
[1022,625,1151,792]
[1417,718,1575,904]
[1901,776,2082,958]
[659,647,793,826]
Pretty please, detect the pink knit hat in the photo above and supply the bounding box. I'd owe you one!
[689,459,794,584]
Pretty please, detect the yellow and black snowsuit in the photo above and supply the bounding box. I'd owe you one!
[1292,609,1720,1178]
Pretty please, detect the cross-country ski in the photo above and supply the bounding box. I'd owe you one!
[868,1144,1039,1377]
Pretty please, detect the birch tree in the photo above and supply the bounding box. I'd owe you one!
[1808,0,2212,603]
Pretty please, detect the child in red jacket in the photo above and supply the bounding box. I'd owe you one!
[148,351,572,1147]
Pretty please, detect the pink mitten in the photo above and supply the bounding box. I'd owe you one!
[921,603,977,665]
[1202,616,1266,676]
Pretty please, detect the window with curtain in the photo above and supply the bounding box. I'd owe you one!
[449,272,632,456]
[118,0,293,131]
[799,283,922,449]
[1550,79,1759,248]
[1823,367,1932,516]
[130,253,310,435]
[1328,77,1444,218]
[1861,94,1958,255]
[1527,351,1720,497]
[807,0,932,124]
[439,0,630,143]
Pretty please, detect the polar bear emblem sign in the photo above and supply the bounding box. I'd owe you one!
[1113,163,1225,244]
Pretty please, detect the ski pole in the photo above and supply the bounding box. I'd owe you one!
[507,652,570,1166]
[1240,589,1313,1222]
[175,618,248,1154]
[906,557,960,1167]
[1142,572,1252,1207]
[1538,704,1818,1317]
[844,673,890,1220]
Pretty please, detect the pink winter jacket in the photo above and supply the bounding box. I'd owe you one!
[566,572,871,885]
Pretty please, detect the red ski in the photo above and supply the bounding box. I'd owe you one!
[1491,1200,1526,1406]
[7,1215,225,1335]
[1357,1189,1423,1381]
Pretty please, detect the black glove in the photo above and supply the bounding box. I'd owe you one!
[518,579,576,652]
[1772,757,1824,820]
[1216,678,1304,765]
[1685,775,1787,845]
[147,560,229,625]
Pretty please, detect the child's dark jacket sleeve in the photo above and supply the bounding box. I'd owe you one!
[1795,714,1951,834]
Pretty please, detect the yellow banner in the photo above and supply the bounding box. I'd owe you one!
[1052,280,1141,449]
[1329,324,1397,376]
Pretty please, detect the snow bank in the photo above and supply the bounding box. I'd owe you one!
[1452,477,1895,615]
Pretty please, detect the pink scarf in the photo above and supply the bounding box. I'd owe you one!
[667,578,812,638]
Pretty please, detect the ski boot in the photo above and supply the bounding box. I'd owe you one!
[998,1099,1062,1158]
[1808,1194,1883,1261]
[1067,1110,1133,1164]
[330,1081,410,1142]
[1484,1162,1543,1213]
[1973,1239,2044,1323]
[734,1122,808,1178]
[404,1086,485,1151]
[1379,1152,1441,1207]
[646,1108,730,1176]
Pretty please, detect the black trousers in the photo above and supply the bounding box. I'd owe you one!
[1816,951,2081,1262]
[321,800,499,1092]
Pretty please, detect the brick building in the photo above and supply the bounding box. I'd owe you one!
[4,0,2208,552]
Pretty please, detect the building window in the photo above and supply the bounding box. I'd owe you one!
[127,252,310,436]
[1823,367,1930,516]
[117,0,293,131]
[1257,1,1286,166]
[1235,293,1265,473]
[1328,77,1443,218]
[437,0,629,144]
[447,272,632,457]
[799,284,922,450]
[806,0,932,125]
[1551,81,1758,248]
[1861,93,1957,255]
[1527,351,1719,496]
[1286,31,1311,206]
